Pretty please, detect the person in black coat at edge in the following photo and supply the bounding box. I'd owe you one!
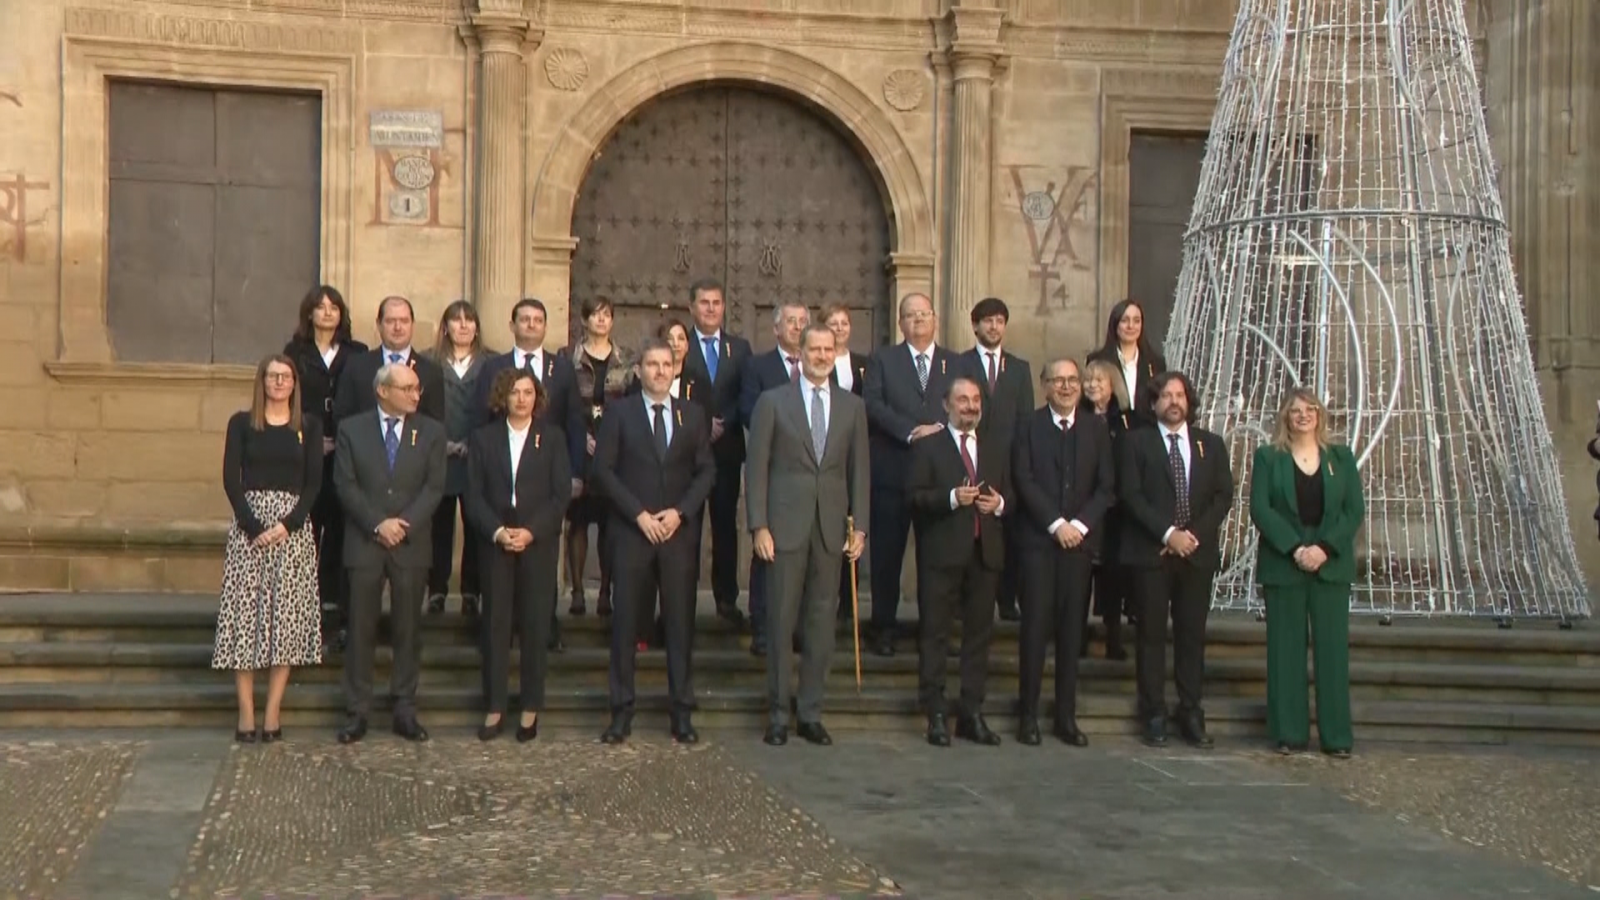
[283,285,368,649]
[1079,358,1133,660]
[820,303,870,622]
[1086,298,1166,431]
[1587,405,1600,538]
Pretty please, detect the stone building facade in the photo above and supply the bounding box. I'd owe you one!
[0,0,1593,593]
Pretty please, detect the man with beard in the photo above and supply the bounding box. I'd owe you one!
[1117,371,1234,749]
[1011,359,1114,746]
[746,323,869,747]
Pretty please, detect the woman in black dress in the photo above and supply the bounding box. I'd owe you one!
[282,285,368,643]
[215,355,324,742]
[564,296,636,617]
[1085,299,1166,428]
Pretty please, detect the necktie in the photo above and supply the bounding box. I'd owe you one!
[786,355,800,382]
[986,351,997,391]
[384,417,400,471]
[810,386,827,460]
[960,432,979,538]
[703,337,719,382]
[1169,433,1190,528]
[916,353,929,392]
[652,403,669,458]
[388,352,402,365]
[522,352,537,379]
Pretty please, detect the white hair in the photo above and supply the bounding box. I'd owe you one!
[373,362,407,392]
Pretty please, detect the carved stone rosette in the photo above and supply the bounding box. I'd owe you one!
[544,47,589,91]
[882,68,925,111]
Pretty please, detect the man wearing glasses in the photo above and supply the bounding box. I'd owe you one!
[862,293,958,657]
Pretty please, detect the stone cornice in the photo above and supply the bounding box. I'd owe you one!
[540,0,935,52]
[63,6,360,54]
[468,10,541,55]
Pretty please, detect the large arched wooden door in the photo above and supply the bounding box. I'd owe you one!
[569,86,893,352]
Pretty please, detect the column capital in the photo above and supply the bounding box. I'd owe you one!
[942,6,1005,81]
[467,10,541,56]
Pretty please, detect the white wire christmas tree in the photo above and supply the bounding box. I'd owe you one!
[1166,0,1588,619]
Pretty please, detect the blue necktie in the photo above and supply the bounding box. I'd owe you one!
[388,352,401,364]
[384,417,400,471]
[702,337,719,381]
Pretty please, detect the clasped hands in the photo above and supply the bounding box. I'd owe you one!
[1292,544,1328,572]
[374,518,410,549]
[634,508,684,545]
[251,523,290,548]
[495,526,535,553]
[954,481,1003,515]
[1161,529,1200,558]
[752,527,865,563]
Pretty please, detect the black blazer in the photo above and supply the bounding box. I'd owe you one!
[960,346,1034,449]
[830,352,870,397]
[462,419,573,547]
[1012,407,1116,558]
[590,393,717,532]
[863,342,959,489]
[907,428,1013,571]
[283,337,369,439]
[332,348,446,427]
[738,348,798,431]
[1086,347,1167,429]
[1116,424,1234,570]
[470,349,584,473]
[678,330,753,466]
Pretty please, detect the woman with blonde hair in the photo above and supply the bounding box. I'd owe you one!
[427,299,489,616]
[215,354,324,742]
[1247,387,1365,758]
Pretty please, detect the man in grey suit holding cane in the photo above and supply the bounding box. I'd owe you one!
[747,323,870,747]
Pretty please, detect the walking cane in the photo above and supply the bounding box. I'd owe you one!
[847,514,862,693]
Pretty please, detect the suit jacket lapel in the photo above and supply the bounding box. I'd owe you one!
[784,385,819,467]
[822,386,850,465]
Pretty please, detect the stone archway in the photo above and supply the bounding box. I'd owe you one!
[528,42,936,321]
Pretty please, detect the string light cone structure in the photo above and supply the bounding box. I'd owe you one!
[1165,0,1588,619]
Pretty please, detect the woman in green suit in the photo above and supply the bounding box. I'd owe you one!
[1249,388,1365,758]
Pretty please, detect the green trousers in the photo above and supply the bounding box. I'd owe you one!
[1264,582,1353,751]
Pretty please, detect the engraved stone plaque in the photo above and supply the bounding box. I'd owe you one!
[370,110,443,149]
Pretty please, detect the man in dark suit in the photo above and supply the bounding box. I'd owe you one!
[676,278,753,627]
[863,292,957,656]
[737,301,812,656]
[332,295,446,426]
[592,340,717,745]
[907,377,1012,747]
[747,323,870,748]
[332,361,448,744]
[1117,370,1234,749]
[961,297,1034,621]
[1011,359,1115,747]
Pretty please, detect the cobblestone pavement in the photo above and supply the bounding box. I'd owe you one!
[174,733,894,899]
[0,741,141,899]
[1258,744,1600,889]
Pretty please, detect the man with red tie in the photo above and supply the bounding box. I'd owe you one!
[737,302,812,656]
[907,377,1013,747]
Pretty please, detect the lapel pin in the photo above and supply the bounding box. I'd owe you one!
[1000,355,1006,373]
[1328,461,1334,476]
[410,429,417,447]
[296,429,303,445]
[685,382,692,400]
[724,341,730,358]
[1196,440,1205,460]
[1120,414,1129,430]
[407,358,415,369]
[940,358,946,375]
[676,407,683,427]
[535,433,541,450]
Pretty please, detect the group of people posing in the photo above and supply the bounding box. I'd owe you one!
[217,278,1366,757]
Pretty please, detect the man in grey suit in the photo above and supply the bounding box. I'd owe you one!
[333,362,448,744]
[747,323,870,747]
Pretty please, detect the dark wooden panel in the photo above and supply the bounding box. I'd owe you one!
[107,82,216,170]
[213,183,320,364]
[106,179,216,363]
[1128,132,1207,349]
[216,89,322,188]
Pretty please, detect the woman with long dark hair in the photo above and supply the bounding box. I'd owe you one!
[215,355,324,742]
[283,286,368,646]
[427,299,489,617]
[564,296,636,617]
[1086,299,1166,428]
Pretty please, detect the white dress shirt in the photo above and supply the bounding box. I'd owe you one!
[320,344,338,368]
[643,392,674,445]
[1158,421,1192,543]
[493,420,532,543]
[802,379,831,436]
[1047,407,1089,538]
[945,425,1004,516]
[832,354,854,392]
[514,347,545,381]
[1118,347,1138,399]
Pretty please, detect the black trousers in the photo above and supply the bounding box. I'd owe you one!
[344,559,426,719]
[1018,546,1093,721]
[311,456,348,628]
[478,541,557,714]
[428,494,482,599]
[748,556,768,635]
[707,461,742,608]
[1131,558,1216,720]
[916,546,997,716]
[868,484,911,633]
[995,523,1021,613]
[607,527,698,713]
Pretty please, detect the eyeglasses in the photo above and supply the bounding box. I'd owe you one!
[901,311,934,322]
[1043,376,1080,387]
[387,384,423,395]
[264,372,295,384]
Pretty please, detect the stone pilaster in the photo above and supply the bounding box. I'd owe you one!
[940,6,1005,348]
[467,3,540,327]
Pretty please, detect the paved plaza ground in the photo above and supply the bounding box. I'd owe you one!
[2,728,1596,900]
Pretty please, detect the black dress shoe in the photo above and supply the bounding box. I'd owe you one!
[600,710,633,745]
[956,714,1002,746]
[1017,717,1042,745]
[337,716,368,744]
[1105,644,1129,661]
[870,633,895,657]
[670,713,699,745]
[426,594,445,615]
[1141,715,1167,748]
[997,603,1021,622]
[478,717,504,742]
[462,595,481,619]
[716,603,747,629]
[749,636,768,657]
[796,721,833,746]
[393,716,430,742]
[926,712,951,747]
[1054,719,1089,747]
[1179,711,1214,750]
[763,724,788,746]
[260,727,283,744]
[516,718,540,743]
[548,636,565,653]
[235,728,258,744]
[1324,748,1352,760]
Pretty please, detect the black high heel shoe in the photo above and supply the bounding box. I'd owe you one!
[235,727,258,744]
[478,716,505,742]
[516,715,539,743]
[260,727,283,743]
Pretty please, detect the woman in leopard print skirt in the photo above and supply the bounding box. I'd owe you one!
[215,354,324,743]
